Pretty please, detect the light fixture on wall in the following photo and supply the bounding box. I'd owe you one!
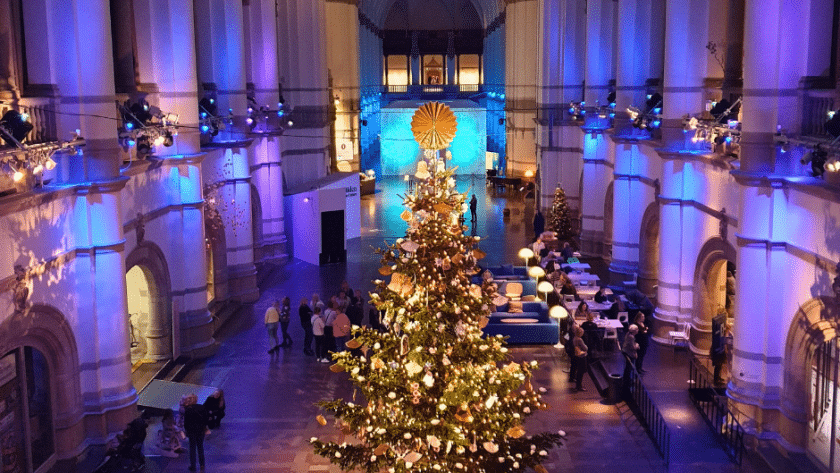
[118,98,178,157]
[683,97,741,155]
[0,108,85,186]
[628,93,663,130]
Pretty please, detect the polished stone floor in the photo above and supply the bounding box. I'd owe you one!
[75,176,767,472]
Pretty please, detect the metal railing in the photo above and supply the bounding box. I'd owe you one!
[623,355,670,465]
[688,356,745,465]
[1,97,59,144]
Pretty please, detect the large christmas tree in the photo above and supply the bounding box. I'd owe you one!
[312,103,561,472]
[549,186,574,241]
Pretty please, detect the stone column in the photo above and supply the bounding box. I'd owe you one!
[505,0,539,177]
[245,0,287,265]
[276,0,330,189]
[410,31,420,86]
[132,0,201,156]
[195,0,258,303]
[537,0,586,216]
[579,0,616,257]
[325,0,361,171]
[22,0,121,183]
[608,0,664,286]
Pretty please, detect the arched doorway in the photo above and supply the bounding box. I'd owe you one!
[205,211,229,304]
[782,298,840,472]
[0,305,82,472]
[603,181,614,260]
[638,202,659,296]
[125,243,172,366]
[692,237,737,353]
[251,183,263,264]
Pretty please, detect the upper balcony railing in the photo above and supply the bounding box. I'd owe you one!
[384,84,484,100]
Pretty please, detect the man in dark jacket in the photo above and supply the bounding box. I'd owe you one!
[184,400,208,471]
[533,209,545,240]
[299,298,314,356]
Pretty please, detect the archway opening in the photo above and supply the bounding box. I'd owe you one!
[692,237,736,353]
[808,336,840,471]
[126,265,154,365]
[638,203,659,296]
[0,346,55,472]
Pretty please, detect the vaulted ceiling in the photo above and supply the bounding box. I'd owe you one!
[359,0,502,30]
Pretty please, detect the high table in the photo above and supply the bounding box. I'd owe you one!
[567,272,600,286]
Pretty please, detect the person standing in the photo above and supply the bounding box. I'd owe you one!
[279,297,292,347]
[470,194,478,222]
[634,312,650,372]
[332,308,351,353]
[265,300,280,354]
[711,311,727,385]
[311,307,328,363]
[533,208,545,241]
[622,324,640,387]
[572,326,589,391]
[299,298,314,356]
[184,396,208,471]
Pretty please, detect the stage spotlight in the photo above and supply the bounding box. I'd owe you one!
[825,110,840,138]
[278,94,285,105]
[45,158,56,170]
[710,99,740,124]
[163,132,174,147]
[607,91,616,107]
[199,97,218,117]
[136,137,152,156]
[0,110,34,145]
[12,168,24,182]
[645,93,662,112]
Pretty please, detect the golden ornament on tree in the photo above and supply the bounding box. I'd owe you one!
[411,102,458,150]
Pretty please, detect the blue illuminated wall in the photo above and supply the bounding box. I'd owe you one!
[379,100,486,176]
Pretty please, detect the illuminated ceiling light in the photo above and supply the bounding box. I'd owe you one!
[45,158,56,170]
[154,135,165,147]
[32,164,43,174]
[524,169,534,178]
[12,167,24,182]
[287,120,294,127]
[334,95,340,106]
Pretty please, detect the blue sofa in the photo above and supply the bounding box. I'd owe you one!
[483,301,559,345]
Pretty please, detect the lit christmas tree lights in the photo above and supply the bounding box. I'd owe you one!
[311,103,562,473]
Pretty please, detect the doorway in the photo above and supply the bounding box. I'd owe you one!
[320,210,346,265]
[0,347,54,473]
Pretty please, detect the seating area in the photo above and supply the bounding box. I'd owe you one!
[483,301,559,345]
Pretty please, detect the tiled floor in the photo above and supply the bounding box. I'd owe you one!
[76,177,765,472]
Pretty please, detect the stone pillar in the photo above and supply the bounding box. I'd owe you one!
[608,0,665,285]
[660,0,709,148]
[505,0,539,177]
[277,0,330,189]
[410,31,420,86]
[22,0,121,183]
[325,0,361,171]
[537,0,585,216]
[132,0,201,156]
[446,32,456,85]
[245,0,287,265]
[579,0,616,257]
[194,0,258,303]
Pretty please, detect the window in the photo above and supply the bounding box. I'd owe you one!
[422,55,444,85]
[386,55,409,87]
[458,54,480,85]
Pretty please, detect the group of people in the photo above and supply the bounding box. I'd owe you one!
[156,390,226,471]
[267,281,367,363]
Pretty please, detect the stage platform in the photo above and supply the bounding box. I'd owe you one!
[138,379,218,413]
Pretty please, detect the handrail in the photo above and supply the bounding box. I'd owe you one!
[688,356,745,465]
[622,354,670,465]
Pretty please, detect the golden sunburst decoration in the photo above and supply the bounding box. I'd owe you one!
[411,102,458,150]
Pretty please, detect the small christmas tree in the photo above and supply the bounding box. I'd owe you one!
[550,186,574,240]
[312,103,561,473]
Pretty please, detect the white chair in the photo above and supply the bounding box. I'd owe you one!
[603,327,620,351]
[669,322,690,356]
[617,312,629,326]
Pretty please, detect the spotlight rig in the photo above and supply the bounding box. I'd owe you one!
[627,93,663,130]
[0,108,85,185]
[118,99,179,157]
[774,110,840,179]
[682,97,741,155]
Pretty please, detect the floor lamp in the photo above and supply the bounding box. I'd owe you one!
[550,305,569,350]
[518,247,534,269]
[538,281,555,304]
[528,266,545,298]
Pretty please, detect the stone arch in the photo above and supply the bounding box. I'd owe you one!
[638,202,660,296]
[779,297,839,453]
[251,183,264,264]
[125,241,172,362]
[691,237,737,351]
[0,304,83,461]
